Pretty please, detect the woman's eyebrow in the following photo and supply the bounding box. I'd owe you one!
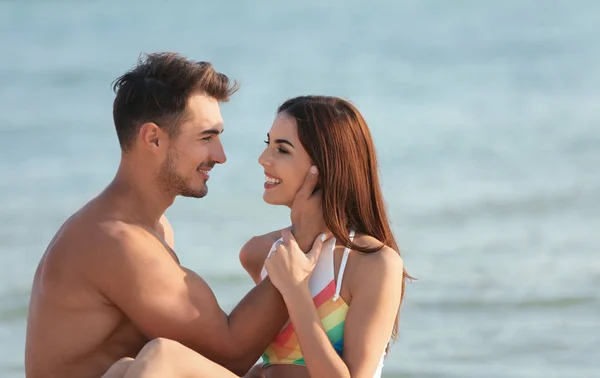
[274,138,294,148]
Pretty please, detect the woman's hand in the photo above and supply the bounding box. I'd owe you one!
[290,166,328,252]
[264,229,328,297]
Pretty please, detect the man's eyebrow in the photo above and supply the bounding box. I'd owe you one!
[200,128,224,135]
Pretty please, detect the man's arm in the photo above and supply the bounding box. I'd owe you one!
[92,225,287,376]
[94,167,322,375]
[239,230,285,284]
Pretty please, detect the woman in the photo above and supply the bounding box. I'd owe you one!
[103,95,409,378]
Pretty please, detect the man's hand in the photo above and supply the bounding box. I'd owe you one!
[290,165,327,252]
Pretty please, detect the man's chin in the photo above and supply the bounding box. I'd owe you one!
[179,186,208,199]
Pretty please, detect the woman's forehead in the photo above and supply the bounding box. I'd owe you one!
[270,113,297,136]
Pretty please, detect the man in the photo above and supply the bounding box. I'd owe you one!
[25,52,325,378]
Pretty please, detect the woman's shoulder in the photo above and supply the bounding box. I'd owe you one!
[348,233,404,281]
[239,228,287,282]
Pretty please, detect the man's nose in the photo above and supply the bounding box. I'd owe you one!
[212,140,227,164]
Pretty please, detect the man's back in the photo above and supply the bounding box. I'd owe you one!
[25,200,151,378]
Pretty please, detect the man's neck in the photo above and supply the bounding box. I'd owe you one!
[105,159,175,227]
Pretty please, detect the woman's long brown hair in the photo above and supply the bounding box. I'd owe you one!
[278,96,412,343]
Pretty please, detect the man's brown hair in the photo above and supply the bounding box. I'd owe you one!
[112,52,238,151]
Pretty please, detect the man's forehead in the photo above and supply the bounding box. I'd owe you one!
[185,94,224,132]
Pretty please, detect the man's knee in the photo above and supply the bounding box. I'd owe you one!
[130,338,187,375]
[138,337,184,360]
[116,357,135,365]
[101,357,134,378]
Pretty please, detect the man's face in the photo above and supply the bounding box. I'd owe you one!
[158,93,227,198]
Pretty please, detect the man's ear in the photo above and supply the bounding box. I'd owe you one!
[139,122,163,150]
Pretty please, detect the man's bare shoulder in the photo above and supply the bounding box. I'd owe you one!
[50,215,134,254]
[91,219,179,269]
[41,209,172,283]
[32,207,156,311]
[239,229,286,282]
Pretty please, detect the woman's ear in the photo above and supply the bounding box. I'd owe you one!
[312,170,322,195]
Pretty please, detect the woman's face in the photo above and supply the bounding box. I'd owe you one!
[258,112,313,207]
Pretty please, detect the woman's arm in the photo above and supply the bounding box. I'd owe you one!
[265,233,403,378]
[339,247,403,377]
[282,285,350,377]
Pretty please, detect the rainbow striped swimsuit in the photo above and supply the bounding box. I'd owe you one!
[258,231,355,366]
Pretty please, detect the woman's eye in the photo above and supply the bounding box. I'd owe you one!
[277,147,289,154]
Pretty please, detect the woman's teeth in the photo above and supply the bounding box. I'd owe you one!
[265,176,282,184]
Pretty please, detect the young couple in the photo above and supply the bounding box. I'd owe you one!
[25,52,408,378]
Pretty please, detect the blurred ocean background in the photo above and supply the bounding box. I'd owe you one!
[1,1,599,377]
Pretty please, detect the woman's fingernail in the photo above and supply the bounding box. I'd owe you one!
[310,166,318,174]
[321,233,327,242]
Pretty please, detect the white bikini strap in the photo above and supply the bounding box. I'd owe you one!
[332,230,355,301]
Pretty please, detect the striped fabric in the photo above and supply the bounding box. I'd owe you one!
[259,236,348,366]
[262,280,349,365]
[257,231,387,377]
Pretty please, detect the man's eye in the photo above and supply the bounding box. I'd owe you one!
[202,136,213,141]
